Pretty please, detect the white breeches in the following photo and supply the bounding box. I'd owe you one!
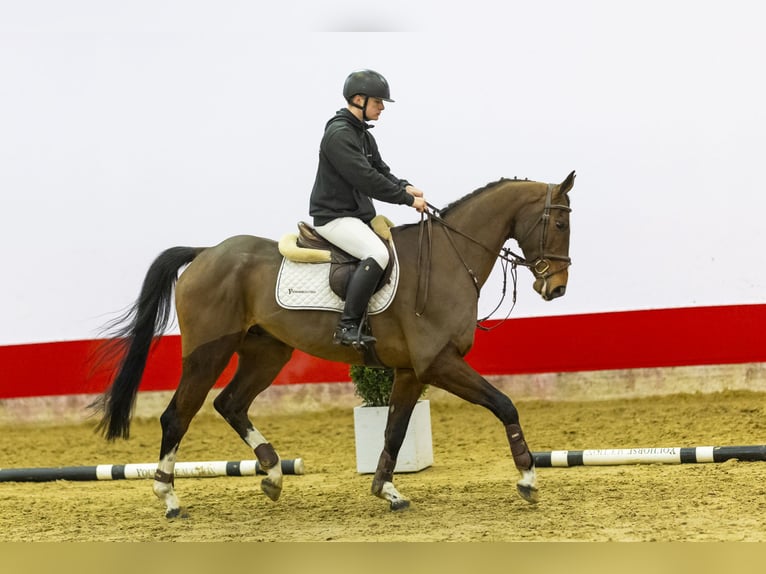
[314,217,389,269]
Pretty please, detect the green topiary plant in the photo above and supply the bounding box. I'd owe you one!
[350,365,427,407]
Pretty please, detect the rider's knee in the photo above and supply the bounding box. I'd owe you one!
[369,247,389,269]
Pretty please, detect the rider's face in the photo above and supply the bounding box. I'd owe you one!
[365,97,385,120]
[353,95,384,121]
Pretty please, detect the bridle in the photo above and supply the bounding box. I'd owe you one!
[415,183,572,329]
[511,183,572,284]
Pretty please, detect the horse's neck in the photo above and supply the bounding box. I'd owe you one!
[442,182,537,285]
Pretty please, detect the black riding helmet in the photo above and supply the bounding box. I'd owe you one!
[343,69,394,103]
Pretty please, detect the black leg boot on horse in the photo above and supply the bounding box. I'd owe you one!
[334,257,385,348]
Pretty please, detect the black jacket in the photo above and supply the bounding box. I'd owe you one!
[309,108,414,226]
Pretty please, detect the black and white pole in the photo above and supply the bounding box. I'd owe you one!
[532,445,766,467]
[0,458,304,483]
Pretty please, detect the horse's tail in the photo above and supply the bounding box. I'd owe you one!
[91,246,203,441]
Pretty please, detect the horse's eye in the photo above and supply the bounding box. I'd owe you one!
[555,220,568,231]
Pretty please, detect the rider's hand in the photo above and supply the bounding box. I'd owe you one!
[412,196,427,213]
[405,185,424,198]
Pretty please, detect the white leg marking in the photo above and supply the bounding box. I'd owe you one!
[376,481,410,510]
[244,428,268,447]
[516,466,539,504]
[518,467,537,489]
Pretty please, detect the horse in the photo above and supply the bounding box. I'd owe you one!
[92,170,575,518]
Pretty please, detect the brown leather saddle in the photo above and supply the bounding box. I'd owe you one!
[295,221,395,301]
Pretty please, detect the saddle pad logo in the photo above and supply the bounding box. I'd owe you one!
[275,243,399,314]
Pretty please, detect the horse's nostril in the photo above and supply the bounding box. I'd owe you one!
[551,285,566,298]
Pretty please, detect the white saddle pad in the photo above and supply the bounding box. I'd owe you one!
[275,242,399,314]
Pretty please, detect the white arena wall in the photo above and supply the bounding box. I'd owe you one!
[1,3,765,422]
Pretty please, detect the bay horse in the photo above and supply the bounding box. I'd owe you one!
[92,171,575,518]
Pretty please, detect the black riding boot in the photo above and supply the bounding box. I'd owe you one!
[334,257,385,348]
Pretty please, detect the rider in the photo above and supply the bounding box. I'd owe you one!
[309,69,427,347]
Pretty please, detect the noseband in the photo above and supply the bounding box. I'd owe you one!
[416,183,572,325]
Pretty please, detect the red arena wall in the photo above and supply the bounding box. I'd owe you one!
[1,304,764,400]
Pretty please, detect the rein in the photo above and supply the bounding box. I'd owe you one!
[415,183,572,329]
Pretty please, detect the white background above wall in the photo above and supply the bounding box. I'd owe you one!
[2,1,765,345]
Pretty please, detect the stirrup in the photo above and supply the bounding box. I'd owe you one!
[333,325,377,349]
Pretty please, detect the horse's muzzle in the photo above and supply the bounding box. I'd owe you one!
[534,272,568,301]
[545,284,567,300]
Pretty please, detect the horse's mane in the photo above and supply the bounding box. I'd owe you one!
[438,177,533,217]
[393,177,536,232]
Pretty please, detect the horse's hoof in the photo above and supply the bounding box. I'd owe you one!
[516,482,539,504]
[165,507,188,519]
[390,498,410,511]
[261,478,282,501]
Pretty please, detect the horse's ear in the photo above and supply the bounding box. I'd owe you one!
[560,170,576,194]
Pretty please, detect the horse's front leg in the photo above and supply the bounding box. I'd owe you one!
[424,343,538,504]
[370,368,424,511]
[505,422,538,503]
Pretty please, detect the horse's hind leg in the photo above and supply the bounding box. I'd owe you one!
[423,343,539,504]
[213,328,294,503]
[370,368,425,511]
[154,333,242,518]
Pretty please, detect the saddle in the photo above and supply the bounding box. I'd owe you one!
[279,218,395,301]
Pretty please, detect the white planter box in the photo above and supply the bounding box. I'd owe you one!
[353,400,433,474]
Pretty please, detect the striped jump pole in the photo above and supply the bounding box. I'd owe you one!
[0,458,304,483]
[532,445,766,467]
